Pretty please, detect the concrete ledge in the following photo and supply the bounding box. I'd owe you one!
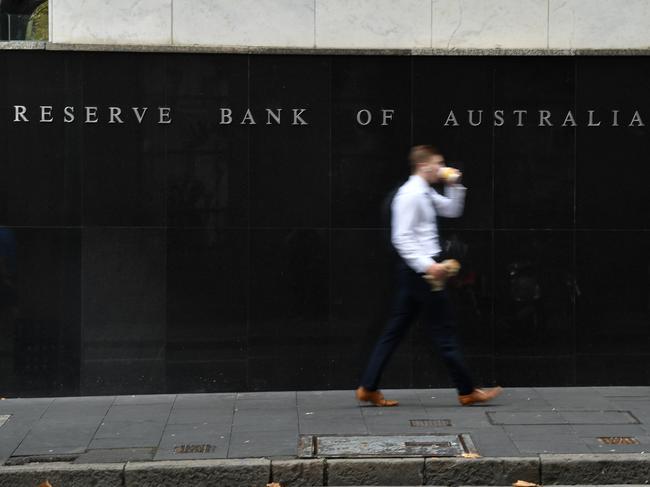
[0,41,47,50]
[424,457,540,486]
[0,41,649,55]
[0,462,124,487]
[2,455,650,486]
[124,458,270,487]
[327,458,425,486]
[271,458,324,486]
[541,453,650,485]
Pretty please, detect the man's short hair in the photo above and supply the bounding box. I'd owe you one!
[409,145,442,171]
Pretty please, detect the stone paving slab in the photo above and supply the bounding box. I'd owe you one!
[0,398,54,419]
[113,394,176,406]
[73,447,155,463]
[173,393,236,409]
[92,419,168,445]
[155,423,230,460]
[39,396,114,419]
[560,410,639,425]
[12,416,102,456]
[487,411,568,425]
[166,407,233,425]
[103,403,172,420]
[229,429,300,458]
[466,429,523,458]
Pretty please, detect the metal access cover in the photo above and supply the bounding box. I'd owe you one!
[598,437,640,445]
[173,444,216,454]
[0,415,10,428]
[298,434,476,458]
[410,419,452,427]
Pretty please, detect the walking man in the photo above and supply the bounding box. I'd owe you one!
[356,145,502,407]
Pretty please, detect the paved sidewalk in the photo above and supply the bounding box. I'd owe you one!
[1,387,650,465]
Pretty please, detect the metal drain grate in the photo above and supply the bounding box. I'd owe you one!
[409,419,452,427]
[598,437,640,445]
[174,444,216,454]
[298,434,477,458]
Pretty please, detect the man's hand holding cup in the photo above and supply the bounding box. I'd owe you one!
[438,167,462,184]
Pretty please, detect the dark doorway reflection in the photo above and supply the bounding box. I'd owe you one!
[0,0,47,40]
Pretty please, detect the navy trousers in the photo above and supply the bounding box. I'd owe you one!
[359,259,475,395]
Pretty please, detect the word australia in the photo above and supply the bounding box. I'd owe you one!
[445,109,645,127]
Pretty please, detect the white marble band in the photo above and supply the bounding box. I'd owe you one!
[48,0,650,50]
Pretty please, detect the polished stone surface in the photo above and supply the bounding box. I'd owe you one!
[413,56,494,230]
[2,51,82,226]
[493,57,575,229]
[1,228,81,396]
[81,228,166,394]
[316,0,431,49]
[51,0,172,45]
[433,0,548,49]
[0,52,648,395]
[575,57,650,230]
[549,0,650,49]
[165,54,249,229]
[331,56,411,229]
[173,0,315,48]
[48,0,650,50]
[249,56,330,228]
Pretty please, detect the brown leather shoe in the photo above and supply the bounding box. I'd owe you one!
[355,386,399,407]
[458,386,503,406]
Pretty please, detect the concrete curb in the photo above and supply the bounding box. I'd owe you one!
[124,458,270,487]
[424,457,539,486]
[272,458,325,486]
[327,458,424,486]
[0,462,123,487]
[0,454,649,486]
[540,453,650,485]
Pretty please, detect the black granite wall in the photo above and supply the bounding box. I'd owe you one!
[0,51,648,396]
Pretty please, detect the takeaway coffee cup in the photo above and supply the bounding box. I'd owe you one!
[438,167,461,183]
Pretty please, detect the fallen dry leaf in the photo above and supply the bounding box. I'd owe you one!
[512,480,539,487]
[266,483,282,487]
[461,452,481,459]
[37,481,53,487]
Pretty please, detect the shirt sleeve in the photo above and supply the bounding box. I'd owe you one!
[430,184,466,218]
[391,191,435,274]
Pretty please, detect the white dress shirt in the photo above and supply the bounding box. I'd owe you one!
[391,174,466,273]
